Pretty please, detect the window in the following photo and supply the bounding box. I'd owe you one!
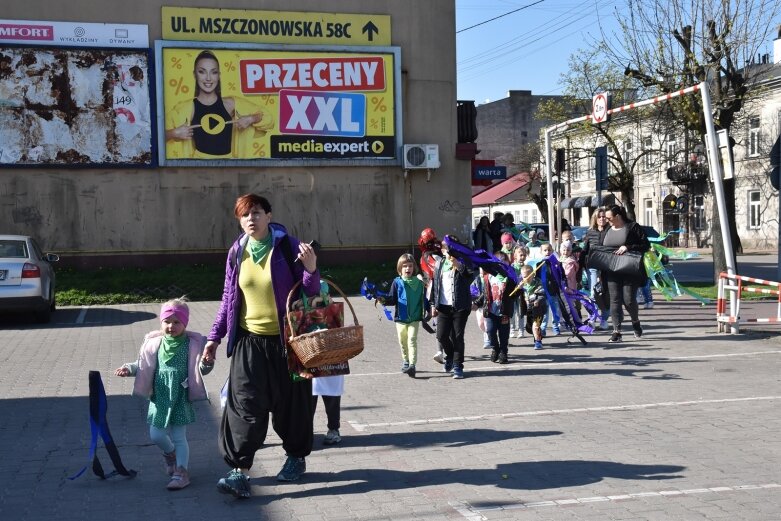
[644,199,654,227]
[643,136,653,169]
[748,190,761,229]
[748,116,760,157]
[694,195,705,230]
[522,210,529,223]
[623,139,633,162]
[531,209,538,222]
[666,133,677,167]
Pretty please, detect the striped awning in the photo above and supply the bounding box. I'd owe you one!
[591,193,616,207]
[572,196,591,208]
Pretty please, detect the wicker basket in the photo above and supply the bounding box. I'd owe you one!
[285,278,364,368]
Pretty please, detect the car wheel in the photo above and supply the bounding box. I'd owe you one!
[50,295,56,312]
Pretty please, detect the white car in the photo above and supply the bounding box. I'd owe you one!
[0,235,59,323]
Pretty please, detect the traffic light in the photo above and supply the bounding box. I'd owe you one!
[555,148,566,172]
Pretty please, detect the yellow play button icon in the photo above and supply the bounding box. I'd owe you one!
[200,114,227,135]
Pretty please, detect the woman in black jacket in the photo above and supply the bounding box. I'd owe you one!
[580,208,611,330]
[472,216,493,253]
[601,205,650,342]
[430,236,475,379]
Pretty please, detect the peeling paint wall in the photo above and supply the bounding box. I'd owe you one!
[0,0,471,264]
[0,47,152,165]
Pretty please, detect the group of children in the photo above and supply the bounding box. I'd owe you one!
[112,231,587,493]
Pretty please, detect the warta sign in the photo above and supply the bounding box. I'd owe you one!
[0,19,148,48]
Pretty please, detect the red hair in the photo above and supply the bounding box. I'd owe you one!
[234,193,271,219]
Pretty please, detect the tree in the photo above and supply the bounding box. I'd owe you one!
[536,48,679,221]
[600,0,781,279]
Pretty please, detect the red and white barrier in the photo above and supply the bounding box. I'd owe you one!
[717,272,781,332]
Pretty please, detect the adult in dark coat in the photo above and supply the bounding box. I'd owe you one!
[580,208,611,329]
[600,205,650,343]
[488,211,504,252]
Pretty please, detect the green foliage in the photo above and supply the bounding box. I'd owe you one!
[55,262,395,306]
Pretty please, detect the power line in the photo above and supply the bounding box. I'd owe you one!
[456,0,546,33]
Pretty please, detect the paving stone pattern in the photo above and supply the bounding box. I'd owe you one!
[0,295,780,520]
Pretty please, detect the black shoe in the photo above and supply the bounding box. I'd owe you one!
[407,365,416,378]
[498,352,508,364]
[277,456,306,482]
[490,349,499,363]
[632,322,643,338]
[608,331,622,343]
[217,469,251,499]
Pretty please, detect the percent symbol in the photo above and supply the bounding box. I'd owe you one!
[370,96,387,112]
[224,61,237,71]
[170,57,183,69]
[252,142,267,157]
[169,77,189,95]
[262,95,276,106]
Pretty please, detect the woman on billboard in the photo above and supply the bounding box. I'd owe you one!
[165,50,273,158]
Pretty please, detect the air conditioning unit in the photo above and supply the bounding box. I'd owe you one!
[403,144,440,169]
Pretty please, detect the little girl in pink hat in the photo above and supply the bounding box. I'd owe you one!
[115,298,213,490]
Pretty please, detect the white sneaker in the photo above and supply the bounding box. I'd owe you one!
[644,302,654,309]
[433,351,444,364]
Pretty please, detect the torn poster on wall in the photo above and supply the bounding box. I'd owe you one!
[0,47,153,166]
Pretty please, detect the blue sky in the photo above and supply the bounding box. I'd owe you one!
[456,0,622,104]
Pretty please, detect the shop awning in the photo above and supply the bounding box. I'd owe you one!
[572,196,591,208]
[559,197,574,209]
[590,193,616,207]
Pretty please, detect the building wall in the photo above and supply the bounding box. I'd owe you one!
[475,90,563,170]
[0,0,469,267]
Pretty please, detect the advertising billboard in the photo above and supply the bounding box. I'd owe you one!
[0,46,153,166]
[157,41,401,166]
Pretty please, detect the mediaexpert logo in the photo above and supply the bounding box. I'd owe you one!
[0,23,54,41]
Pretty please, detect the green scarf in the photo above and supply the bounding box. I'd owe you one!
[442,257,453,272]
[248,233,273,264]
[160,334,189,364]
[494,273,507,284]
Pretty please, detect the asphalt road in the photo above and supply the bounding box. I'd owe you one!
[669,252,779,283]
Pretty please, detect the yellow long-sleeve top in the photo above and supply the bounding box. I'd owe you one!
[238,249,280,335]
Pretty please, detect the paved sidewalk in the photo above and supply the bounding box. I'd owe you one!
[1,295,780,520]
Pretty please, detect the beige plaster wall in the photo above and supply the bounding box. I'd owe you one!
[0,0,470,265]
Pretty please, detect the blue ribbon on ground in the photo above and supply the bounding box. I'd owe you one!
[442,235,519,284]
[69,371,136,480]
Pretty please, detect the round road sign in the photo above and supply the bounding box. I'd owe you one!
[592,92,609,123]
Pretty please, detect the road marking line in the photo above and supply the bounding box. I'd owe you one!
[76,306,90,324]
[348,395,781,431]
[448,500,487,520]
[454,483,781,516]
[347,350,781,377]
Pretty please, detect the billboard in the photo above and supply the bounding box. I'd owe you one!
[162,6,391,46]
[157,42,401,166]
[0,46,153,166]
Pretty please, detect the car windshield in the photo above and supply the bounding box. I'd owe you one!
[0,240,27,258]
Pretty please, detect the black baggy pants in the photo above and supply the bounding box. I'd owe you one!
[220,330,313,470]
[311,395,341,431]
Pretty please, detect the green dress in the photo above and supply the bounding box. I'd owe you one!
[147,338,196,428]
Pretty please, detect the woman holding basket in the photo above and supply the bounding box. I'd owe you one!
[202,193,320,498]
